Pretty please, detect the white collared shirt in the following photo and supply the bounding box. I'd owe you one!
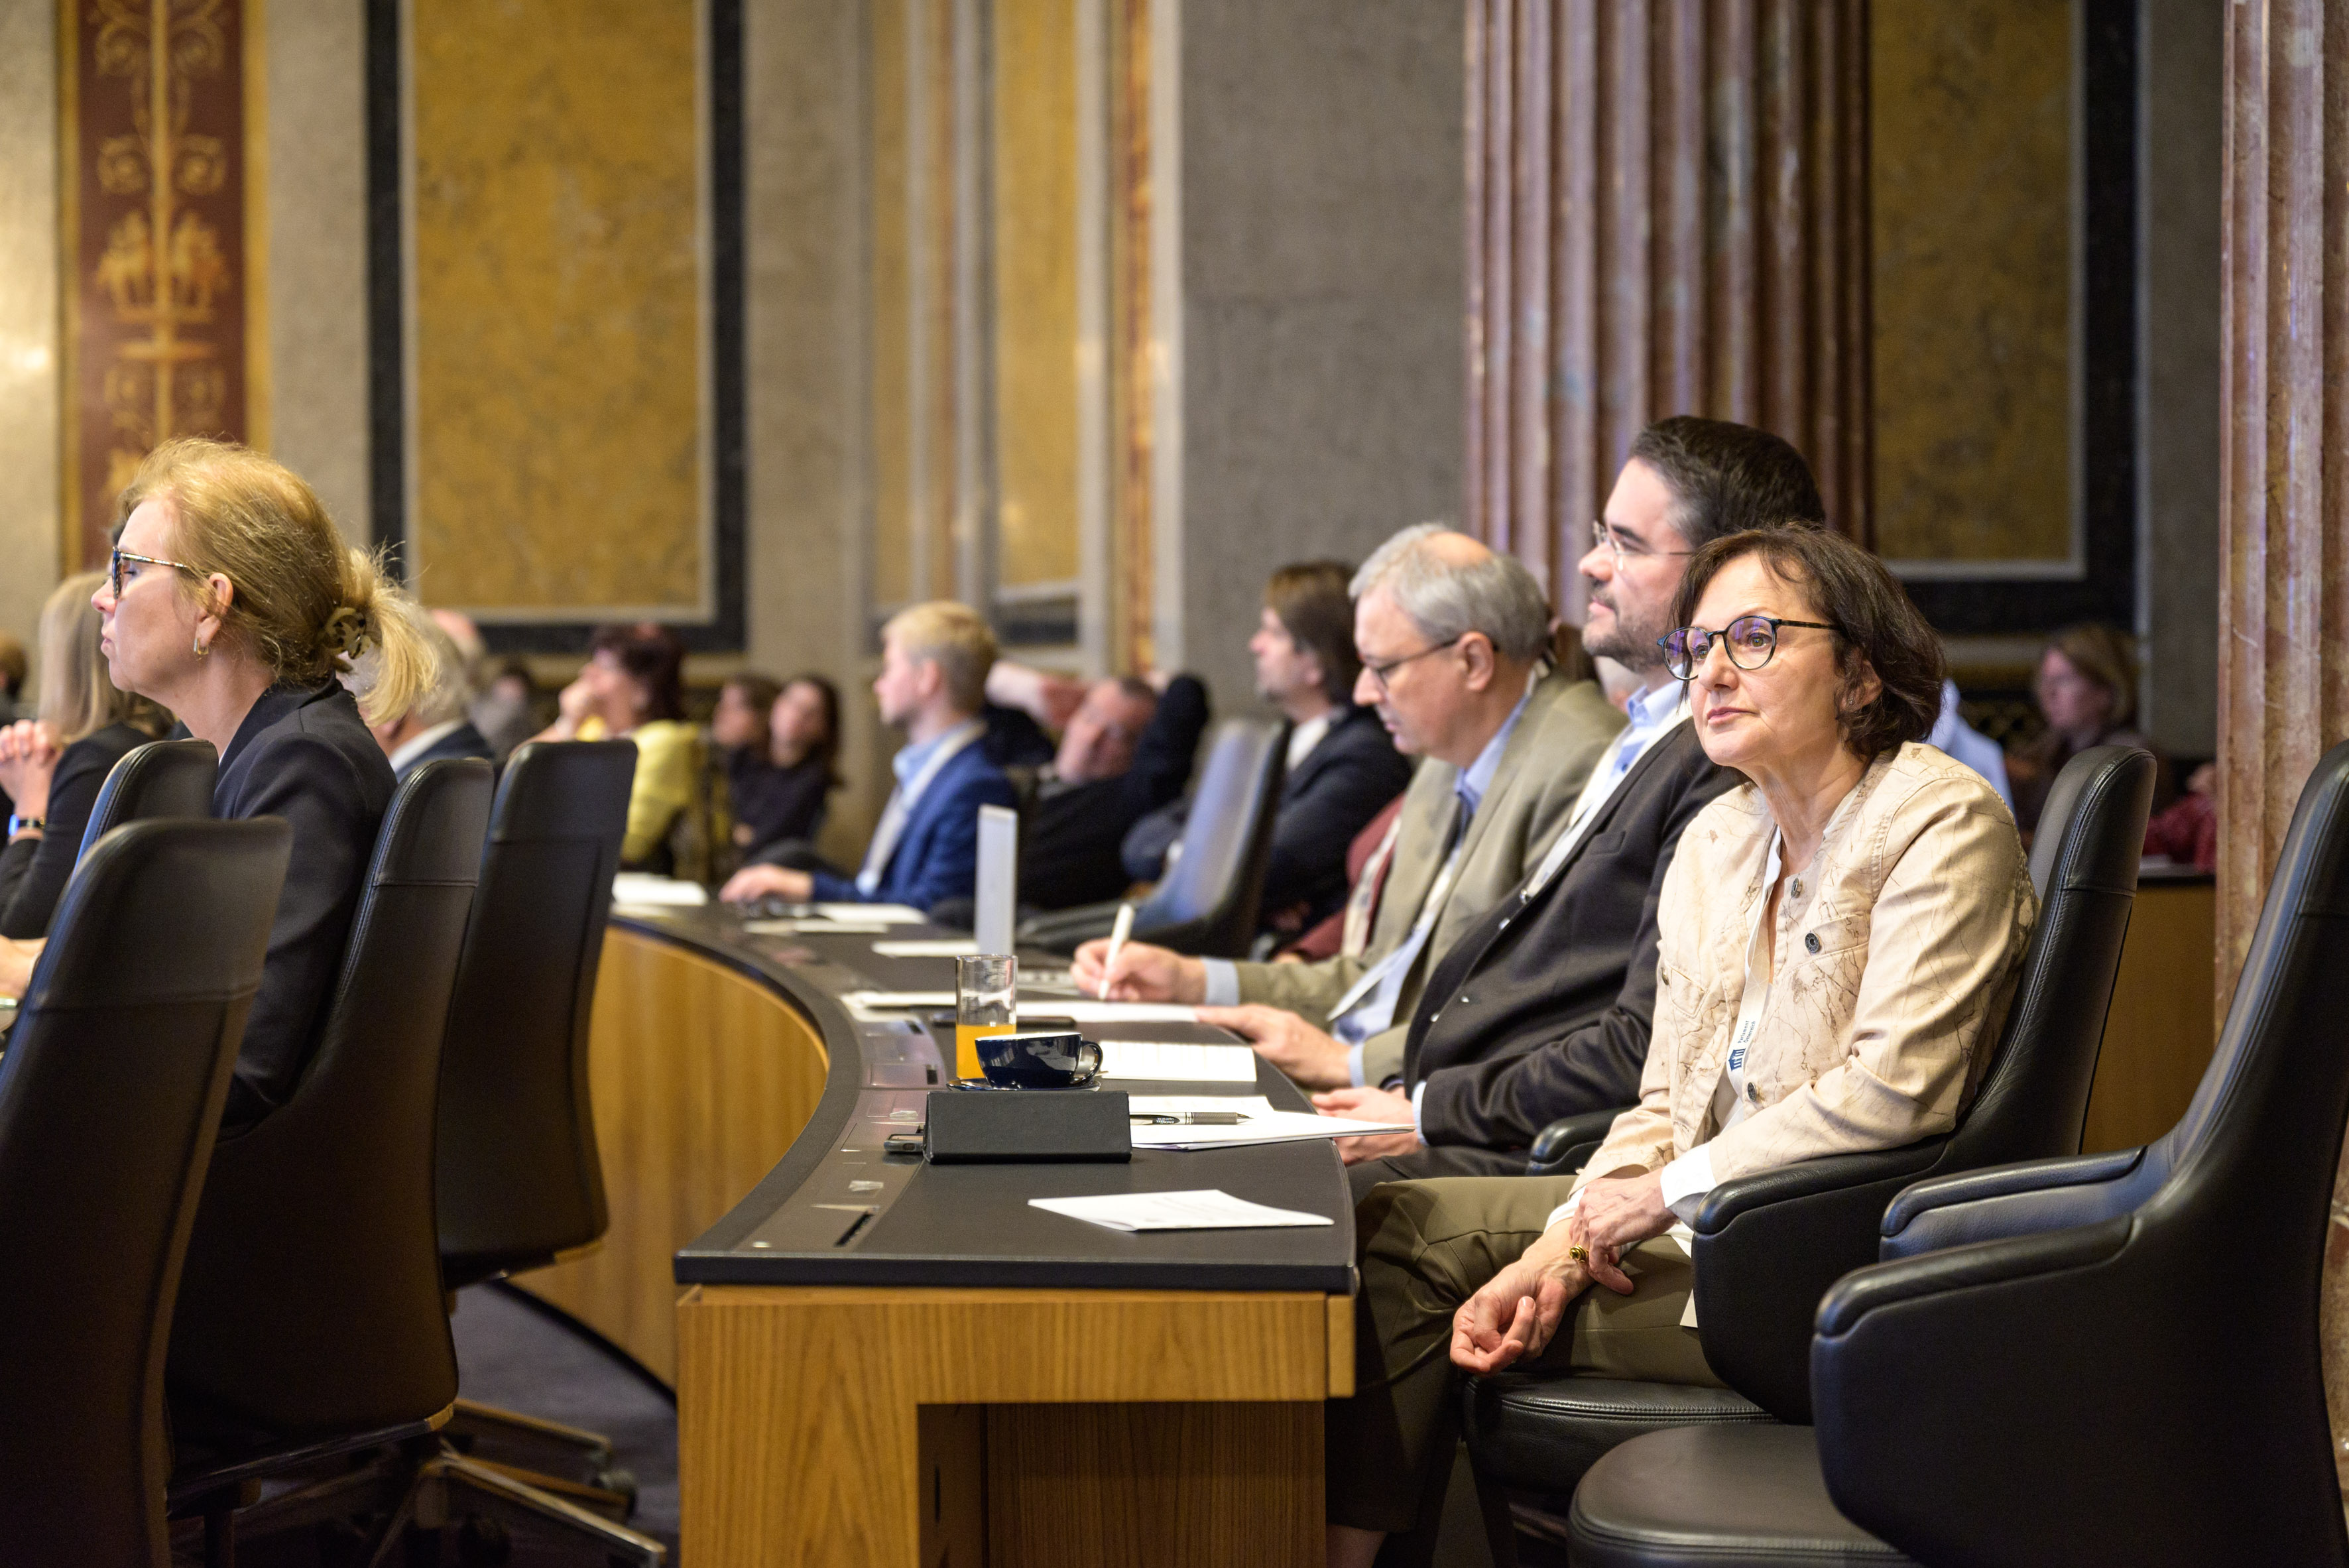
[388,719,467,776]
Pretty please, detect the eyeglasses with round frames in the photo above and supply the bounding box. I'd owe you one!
[109,547,204,601]
[1361,635,1463,693]
[1659,615,1839,682]
[1593,519,1693,572]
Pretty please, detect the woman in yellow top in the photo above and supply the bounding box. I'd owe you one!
[534,623,698,871]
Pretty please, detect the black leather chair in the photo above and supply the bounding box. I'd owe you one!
[1463,747,2155,1555]
[0,819,287,1568]
[1019,717,1286,956]
[73,737,217,860]
[158,760,501,1557]
[1563,737,2349,1567]
[435,741,648,1528]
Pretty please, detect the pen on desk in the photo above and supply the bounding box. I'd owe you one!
[1099,901,1136,1000]
[1131,1111,1248,1125]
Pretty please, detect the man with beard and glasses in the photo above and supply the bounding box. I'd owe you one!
[1309,417,1825,1195]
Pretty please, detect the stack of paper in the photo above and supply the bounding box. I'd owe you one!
[1097,1041,1257,1083]
[817,903,926,924]
[1028,1189,1332,1231]
[871,938,981,958]
[1125,1095,1412,1150]
[1018,1000,1201,1024]
[612,874,708,910]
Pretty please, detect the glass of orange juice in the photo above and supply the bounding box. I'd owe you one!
[954,953,1016,1080]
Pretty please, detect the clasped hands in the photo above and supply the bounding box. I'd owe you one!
[0,720,61,818]
[1449,1168,1675,1375]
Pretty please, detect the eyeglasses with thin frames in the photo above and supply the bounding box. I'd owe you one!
[1361,635,1463,693]
[1593,520,1693,572]
[109,547,204,602]
[1659,615,1839,682]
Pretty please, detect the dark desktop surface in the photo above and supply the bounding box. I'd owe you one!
[627,905,1357,1295]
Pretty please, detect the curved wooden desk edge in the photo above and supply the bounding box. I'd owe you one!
[509,920,835,1385]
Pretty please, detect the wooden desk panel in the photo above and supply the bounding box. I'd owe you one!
[2082,880,2218,1154]
[512,928,829,1382]
[677,1284,1345,1568]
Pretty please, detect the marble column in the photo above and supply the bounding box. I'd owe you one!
[1463,0,1870,613]
[2218,0,2349,1491]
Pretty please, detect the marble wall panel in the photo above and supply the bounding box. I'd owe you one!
[1871,0,2073,566]
[0,4,62,648]
[744,0,877,865]
[406,0,705,615]
[264,0,370,542]
[1177,0,1463,710]
[993,0,1082,592]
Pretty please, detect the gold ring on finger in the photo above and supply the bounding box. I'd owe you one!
[1568,1244,1589,1263]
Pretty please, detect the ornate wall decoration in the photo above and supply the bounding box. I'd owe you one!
[61,0,259,571]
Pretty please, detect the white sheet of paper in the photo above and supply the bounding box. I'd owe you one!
[745,918,895,935]
[1098,1041,1258,1083]
[1028,1189,1333,1232]
[841,990,957,1012]
[611,874,707,906]
[871,938,982,958]
[1125,1097,1412,1151]
[816,902,926,924]
[1023,1000,1201,1024]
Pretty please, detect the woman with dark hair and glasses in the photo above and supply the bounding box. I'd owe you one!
[1325,525,2038,1567]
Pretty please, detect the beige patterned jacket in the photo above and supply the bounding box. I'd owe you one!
[1573,741,2037,1194]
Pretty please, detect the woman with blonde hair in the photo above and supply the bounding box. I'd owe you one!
[0,572,169,935]
[0,438,436,1132]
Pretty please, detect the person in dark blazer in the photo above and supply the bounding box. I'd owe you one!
[5,438,436,1137]
[724,673,841,859]
[0,572,170,937]
[720,601,1017,914]
[359,602,497,783]
[1304,416,1830,1202]
[1122,561,1409,934]
[1020,672,1211,910]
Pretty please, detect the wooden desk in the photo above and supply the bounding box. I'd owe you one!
[556,910,1357,1566]
[511,924,830,1383]
[678,1284,1348,1567]
[2081,874,2218,1154]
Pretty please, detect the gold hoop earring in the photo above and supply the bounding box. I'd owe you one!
[194,634,210,658]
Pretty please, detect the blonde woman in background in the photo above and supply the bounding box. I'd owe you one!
[0,438,436,1134]
[0,572,170,936]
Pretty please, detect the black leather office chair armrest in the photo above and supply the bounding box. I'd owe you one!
[1877,1146,2147,1261]
[1878,1146,2145,1237]
[1691,1140,1949,1236]
[1016,900,1126,953]
[1817,1215,2134,1341]
[1524,1109,1627,1176]
[1687,1139,1948,1423]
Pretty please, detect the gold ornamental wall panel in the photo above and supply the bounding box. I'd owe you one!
[62,0,266,572]
[402,0,709,620]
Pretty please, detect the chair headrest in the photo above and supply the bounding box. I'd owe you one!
[29,818,289,1012]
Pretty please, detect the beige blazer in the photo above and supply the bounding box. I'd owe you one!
[1575,741,2037,1193]
[1237,668,1624,1084]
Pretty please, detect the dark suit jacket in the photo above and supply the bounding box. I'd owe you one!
[0,722,149,938]
[1122,703,1409,931]
[811,738,1018,913]
[1406,721,1738,1151]
[727,751,832,852]
[392,719,495,782]
[1021,674,1210,910]
[215,682,396,1133]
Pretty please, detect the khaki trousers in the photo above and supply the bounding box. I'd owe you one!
[1325,1175,1724,1534]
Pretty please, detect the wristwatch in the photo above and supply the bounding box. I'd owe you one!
[5,815,44,839]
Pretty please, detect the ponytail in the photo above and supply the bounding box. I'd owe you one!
[335,548,436,727]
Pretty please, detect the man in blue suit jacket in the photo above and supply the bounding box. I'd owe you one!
[720,601,1015,914]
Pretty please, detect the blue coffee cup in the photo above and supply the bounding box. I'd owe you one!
[977,1030,1103,1089]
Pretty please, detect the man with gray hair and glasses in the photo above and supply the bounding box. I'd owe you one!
[1075,524,1624,1091]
